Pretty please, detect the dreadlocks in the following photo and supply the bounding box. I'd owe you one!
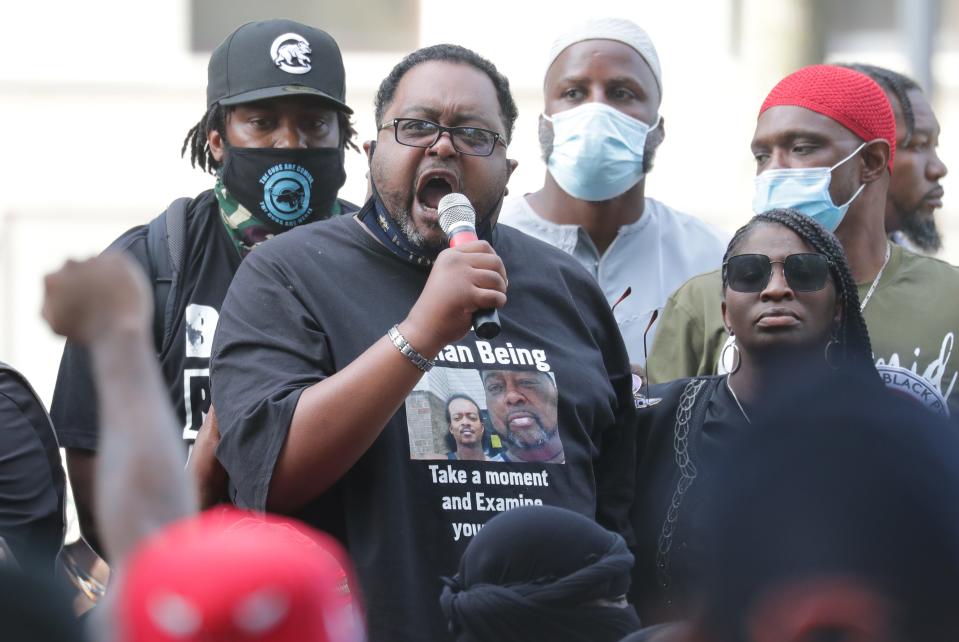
[181,104,227,174]
[722,208,875,373]
[180,104,359,174]
[840,63,920,147]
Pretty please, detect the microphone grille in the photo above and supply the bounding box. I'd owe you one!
[438,193,476,235]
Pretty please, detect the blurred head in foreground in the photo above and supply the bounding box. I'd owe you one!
[117,508,365,642]
[0,565,78,642]
[440,505,641,641]
[690,372,959,642]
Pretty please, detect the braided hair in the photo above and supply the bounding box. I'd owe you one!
[180,104,359,174]
[840,63,920,147]
[721,208,874,373]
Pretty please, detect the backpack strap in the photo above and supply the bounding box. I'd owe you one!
[146,197,190,355]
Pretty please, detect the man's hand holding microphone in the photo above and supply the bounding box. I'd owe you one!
[399,193,506,360]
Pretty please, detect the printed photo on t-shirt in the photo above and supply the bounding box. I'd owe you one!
[406,366,565,464]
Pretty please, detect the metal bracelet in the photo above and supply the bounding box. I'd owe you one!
[388,325,434,372]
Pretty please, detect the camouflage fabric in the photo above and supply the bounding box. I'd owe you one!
[214,174,341,258]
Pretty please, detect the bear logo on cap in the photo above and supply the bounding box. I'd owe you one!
[270,33,312,75]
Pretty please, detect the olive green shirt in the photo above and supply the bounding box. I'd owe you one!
[648,244,959,417]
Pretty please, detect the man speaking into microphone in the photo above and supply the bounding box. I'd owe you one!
[210,44,636,641]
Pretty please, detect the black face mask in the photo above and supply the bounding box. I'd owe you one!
[220,144,347,233]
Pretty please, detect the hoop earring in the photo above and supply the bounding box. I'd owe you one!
[721,338,742,375]
[824,339,841,370]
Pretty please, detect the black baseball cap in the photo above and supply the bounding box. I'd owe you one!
[206,19,351,113]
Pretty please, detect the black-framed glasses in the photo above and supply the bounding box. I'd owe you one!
[724,253,833,293]
[379,118,506,156]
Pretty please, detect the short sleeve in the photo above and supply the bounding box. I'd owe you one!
[593,335,637,543]
[647,272,726,384]
[210,248,334,511]
[647,293,706,384]
[50,342,99,450]
[0,385,65,571]
[572,268,637,544]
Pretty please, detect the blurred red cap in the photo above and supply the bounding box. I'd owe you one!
[117,507,365,642]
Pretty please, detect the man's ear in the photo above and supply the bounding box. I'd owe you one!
[537,114,554,163]
[208,129,225,163]
[502,158,519,196]
[643,115,666,174]
[860,139,891,183]
[363,141,378,202]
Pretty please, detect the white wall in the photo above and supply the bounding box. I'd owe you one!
[2,0,957,405]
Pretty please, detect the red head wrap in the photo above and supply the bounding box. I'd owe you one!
[759,64,896,170]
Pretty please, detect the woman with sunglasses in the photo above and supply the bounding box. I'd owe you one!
[628,208,877,625]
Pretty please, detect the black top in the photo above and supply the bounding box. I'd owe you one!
[50,190,356,450]
[0,363,65,573]
[211,202,636,642]
[629,375,749,624]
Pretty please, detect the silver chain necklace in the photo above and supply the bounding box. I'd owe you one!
[859,242,891,312]
[726,376,752,424]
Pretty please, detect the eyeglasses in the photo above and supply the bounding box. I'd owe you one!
[724,253,833,293]
[379,118,506,156]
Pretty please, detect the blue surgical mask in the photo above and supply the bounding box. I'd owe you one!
[543,103,659,202]
[751,142,867,232]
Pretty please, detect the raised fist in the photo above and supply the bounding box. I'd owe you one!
[42,253,153,345]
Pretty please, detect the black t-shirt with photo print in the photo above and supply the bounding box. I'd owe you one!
[52,190,242,450]
[211,204,637,642]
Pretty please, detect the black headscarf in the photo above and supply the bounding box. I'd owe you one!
[0,566,80,641]
[440,505,641,641]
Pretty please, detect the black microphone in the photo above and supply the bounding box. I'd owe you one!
[438,193,502,340]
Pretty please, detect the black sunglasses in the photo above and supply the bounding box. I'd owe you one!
[724,253,833,293]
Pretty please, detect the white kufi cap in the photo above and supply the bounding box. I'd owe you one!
[546,17,662,96]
